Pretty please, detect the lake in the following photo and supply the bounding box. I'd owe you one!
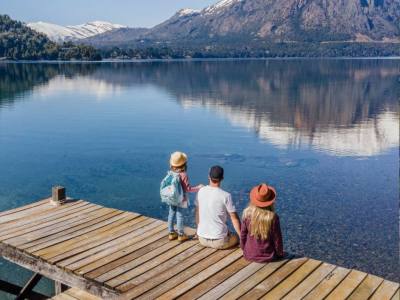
[0,59,398,296]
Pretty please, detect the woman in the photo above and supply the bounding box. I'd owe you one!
[240,183,284,262]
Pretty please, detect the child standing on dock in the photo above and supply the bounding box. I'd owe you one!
[160,151,203,242]
[240,183,284,262]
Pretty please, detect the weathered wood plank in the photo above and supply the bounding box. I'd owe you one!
[126,248,226,299]
[261,259,322,299]
[23,211,130,253]
[59,221,166,270]
[391,288,399,300]
[303,266,351,300]
[347,274,384,300]
[52,293,77,300]
[370,280,400,300]
[179,257,250,300]
[71,225,168,275]
[325,270,367,300]
[0,198,50,217]
[239,257,308,300]
[33,214,143,258]
[64,288,101,300]
[45,216,151,262]
[157,248,243,299]
[114,243,205,291]
[0,242,119,299]
[16,209,123,249]
[0,200,87,230]
[282,262,336,300]
[3,204,104,244]
[220,259,289,300]
[0,204,103,241]
[101,240,198,286]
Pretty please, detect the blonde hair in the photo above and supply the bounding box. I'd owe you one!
[242,203,275,240]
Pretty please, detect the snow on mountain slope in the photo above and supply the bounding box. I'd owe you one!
[27,21,126,43]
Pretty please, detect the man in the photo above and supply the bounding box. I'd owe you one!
[195,165,241,249]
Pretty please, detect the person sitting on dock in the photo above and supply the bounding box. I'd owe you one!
[240,183,284,262]
[195,165,241,249]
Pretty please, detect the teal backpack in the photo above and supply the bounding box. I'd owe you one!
[160,171,184,206]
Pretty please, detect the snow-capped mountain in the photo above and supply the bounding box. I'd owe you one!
[27,21,126,43]
[84,0,400,48]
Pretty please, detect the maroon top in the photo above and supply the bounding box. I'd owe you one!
[240,215,284,263]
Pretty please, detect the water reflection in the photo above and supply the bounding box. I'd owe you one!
[1,60,398,156]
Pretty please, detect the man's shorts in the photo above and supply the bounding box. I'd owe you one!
[198,232,239,249]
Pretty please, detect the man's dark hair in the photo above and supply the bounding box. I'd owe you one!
[209,165,224,183]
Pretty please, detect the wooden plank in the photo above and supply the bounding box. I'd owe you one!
[325,270,367,300]
[114,243,205,290]
[303,266,351,300]
[0,242,119,299]
[2,204,103,244]
[282,262,336,300]
[0,198,58,224]
[261,259,322,299]
[347,274,384,300]
[85,237,172,280]
[45,216,152,263]
[0,204,103,240]
[14,209,122,249]
[370,280,400,300]
[65,288,101,300]
[179,257,251,300]
[52,293,77,300]
[33,214,143,258]
[69,225,168,275]
[239,257,308,300]
[22,211,129,253]
[124,248,225,299]
[59,220,166,270]
[99,240,198,286]
[391,288,399,300]
[0,198,50,217]
[0,200,88,230]
[220,259,289,300]
[156,248,243,299]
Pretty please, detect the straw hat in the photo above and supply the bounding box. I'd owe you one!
[170,151,188,167]
[250,183,276,207]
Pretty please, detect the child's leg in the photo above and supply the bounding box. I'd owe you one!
[176,207,184,235]
[168,205,177,232]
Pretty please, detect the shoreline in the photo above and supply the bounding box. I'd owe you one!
[1,56,400,64]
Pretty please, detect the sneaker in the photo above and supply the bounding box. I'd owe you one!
[169,232,178,241]
[178,233,189,242]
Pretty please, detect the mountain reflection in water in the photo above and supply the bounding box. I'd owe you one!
[1,60,398,156]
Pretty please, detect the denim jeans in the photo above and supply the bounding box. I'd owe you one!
[168,205,184,234]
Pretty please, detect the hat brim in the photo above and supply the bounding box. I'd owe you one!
[250,186,276,207]
[170,153,187,167]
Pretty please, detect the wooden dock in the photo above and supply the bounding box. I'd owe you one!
[0,196,398,300]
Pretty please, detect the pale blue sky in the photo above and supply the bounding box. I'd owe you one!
[1,0,217,27]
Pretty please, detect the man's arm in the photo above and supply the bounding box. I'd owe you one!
[229,212,241,236]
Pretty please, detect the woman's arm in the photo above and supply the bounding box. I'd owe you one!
[272,215,284,257]
[240,219,248,250]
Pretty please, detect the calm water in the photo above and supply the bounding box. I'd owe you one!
[0,60,398,296]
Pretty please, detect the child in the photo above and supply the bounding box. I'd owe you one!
[164,151,203,242]
[240,183,284,262]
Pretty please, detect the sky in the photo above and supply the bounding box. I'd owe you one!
[1,0,217,27]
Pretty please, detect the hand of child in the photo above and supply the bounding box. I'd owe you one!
[197,184,205,189]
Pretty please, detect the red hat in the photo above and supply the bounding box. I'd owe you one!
[250,183,276,207]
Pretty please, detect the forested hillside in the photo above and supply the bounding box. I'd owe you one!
[0,15,101,60]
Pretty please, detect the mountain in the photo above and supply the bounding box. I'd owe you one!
[27,21,126,43]
[0,14,101,60]
[84,0,400,48]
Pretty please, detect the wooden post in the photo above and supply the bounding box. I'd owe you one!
[54,281,68,295]
[51,186,66,205]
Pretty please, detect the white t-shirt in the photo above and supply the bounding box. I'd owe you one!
[195,185,237,239]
